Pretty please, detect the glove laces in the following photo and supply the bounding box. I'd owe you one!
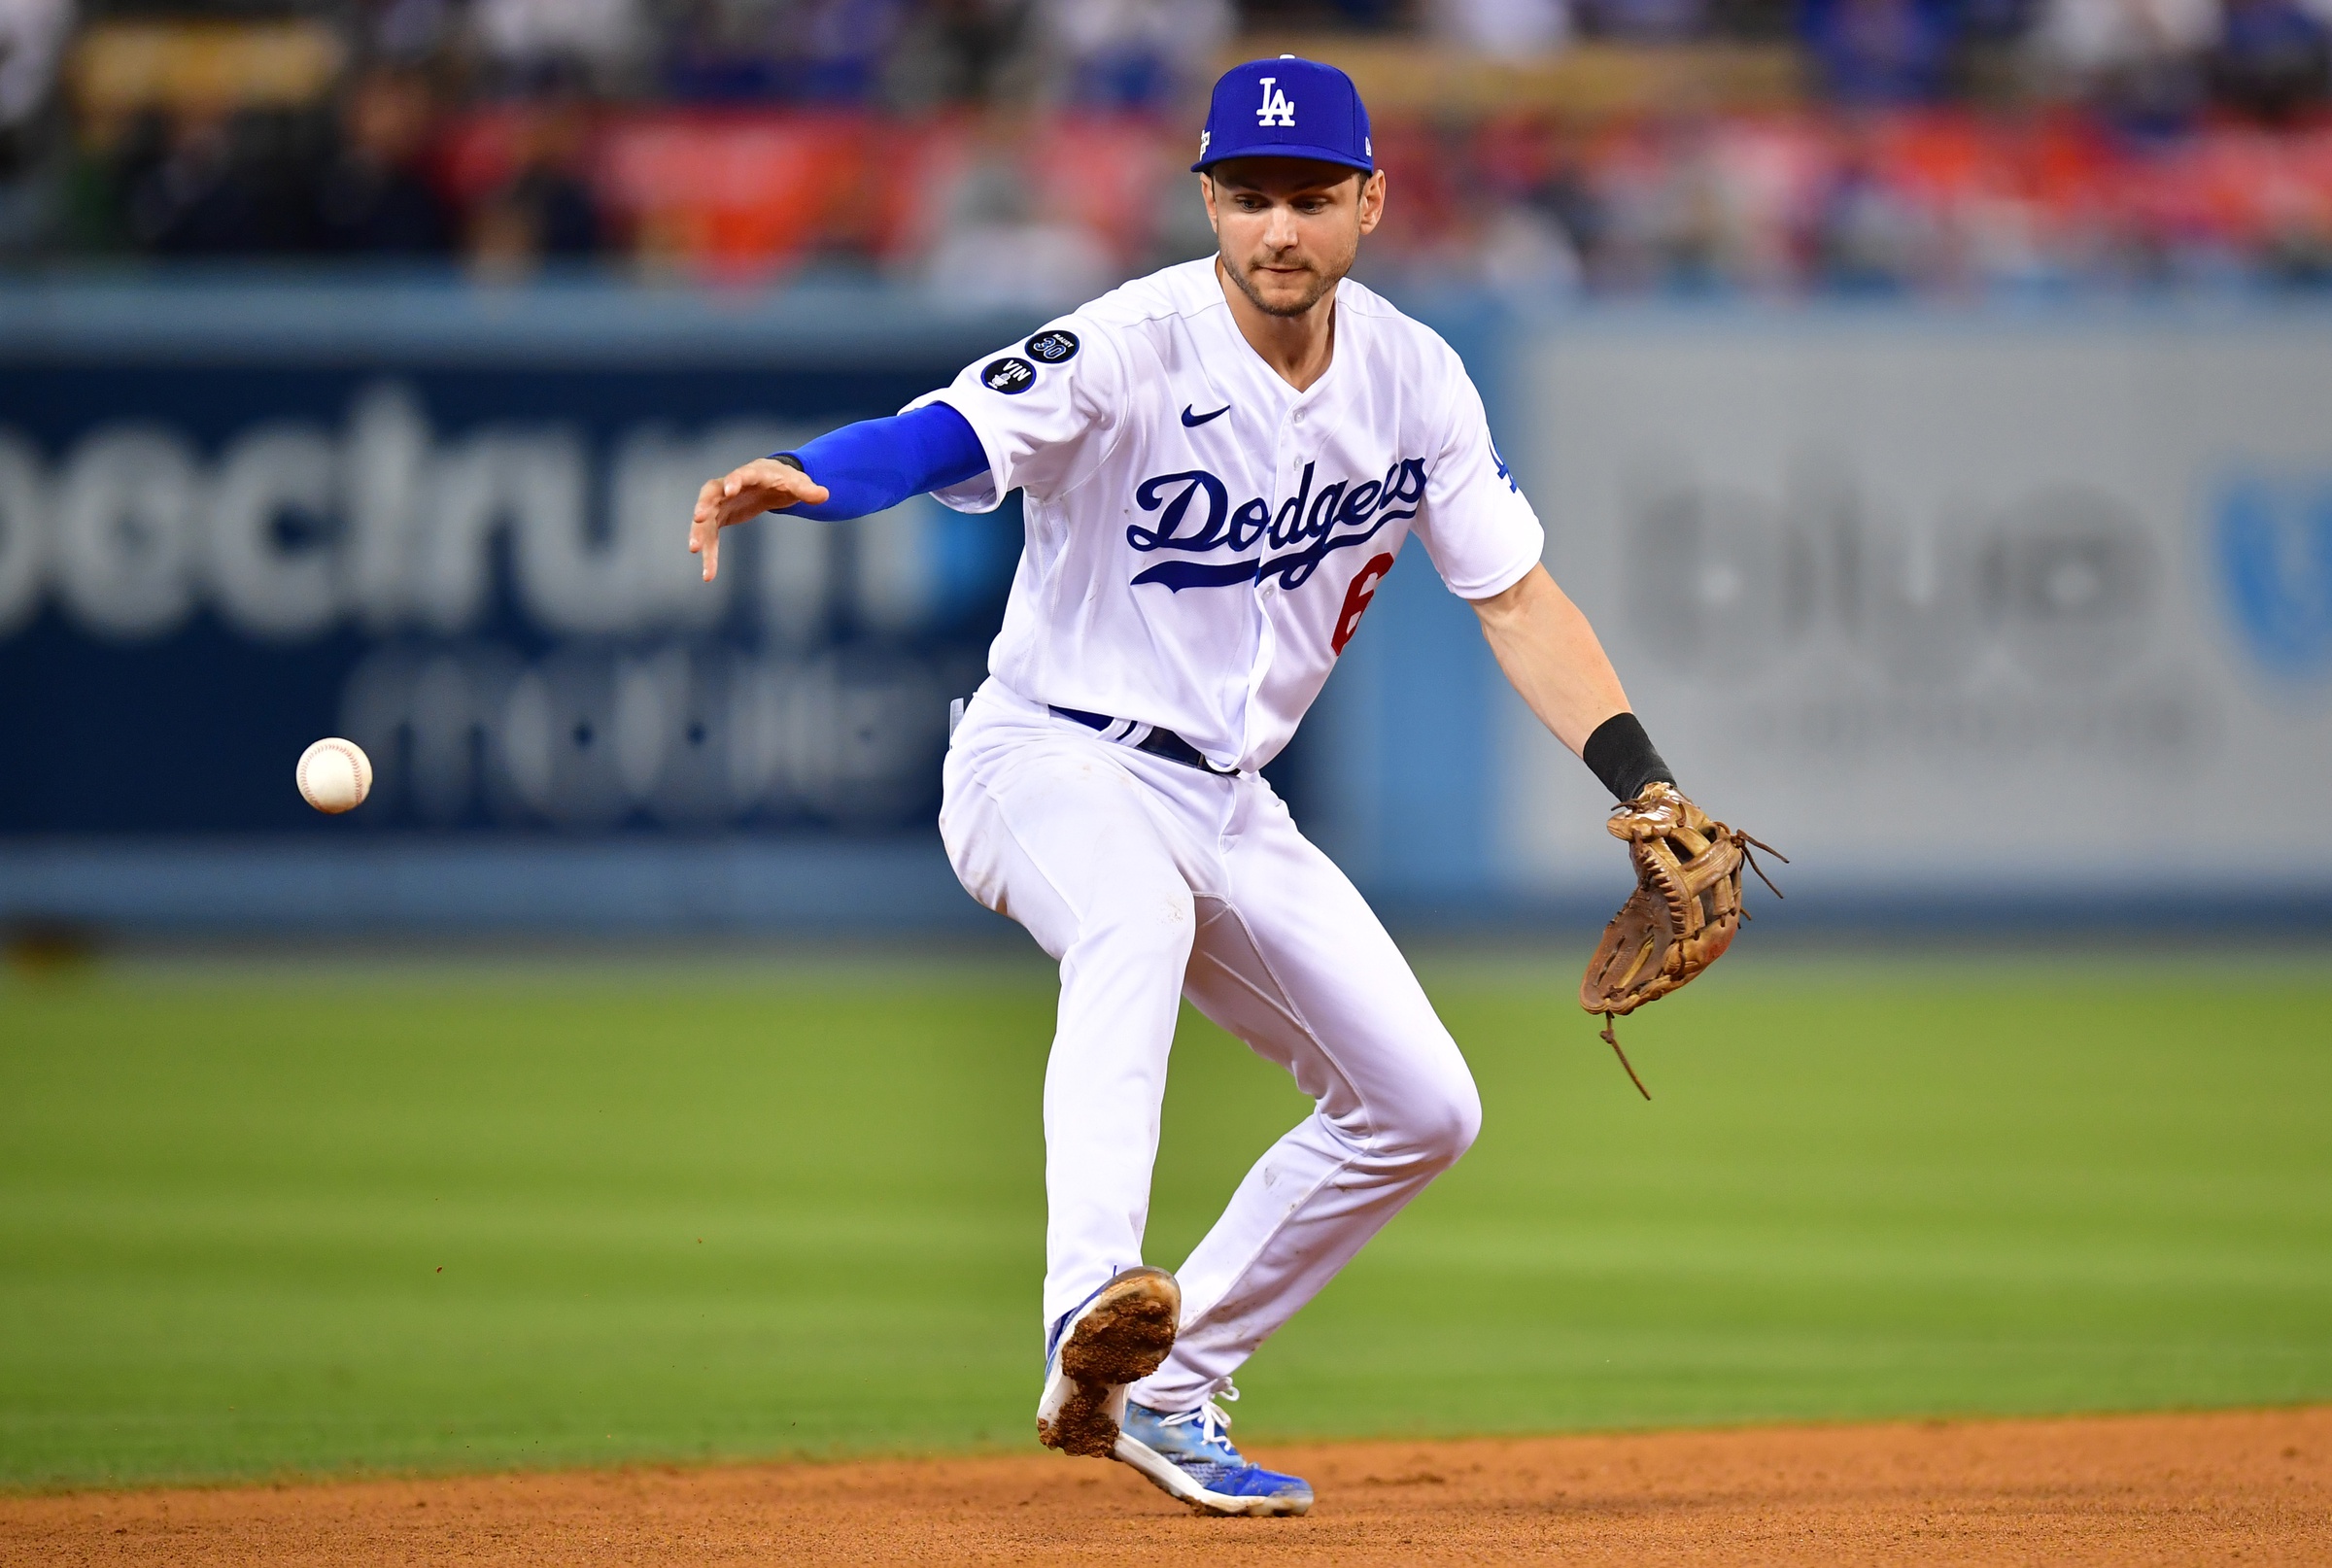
[1158,1381,1238,1448]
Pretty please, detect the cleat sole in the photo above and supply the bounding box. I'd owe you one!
[1036,1268,1180,1458]
[1112,1431,1314,1517]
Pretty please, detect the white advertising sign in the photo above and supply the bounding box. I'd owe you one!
[1504,314,2332,897]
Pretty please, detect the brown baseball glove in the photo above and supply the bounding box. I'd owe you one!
[1580,782,1783,1099]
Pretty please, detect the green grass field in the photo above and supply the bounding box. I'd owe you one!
[2,946,2328,1489]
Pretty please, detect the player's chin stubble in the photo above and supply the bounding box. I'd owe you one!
[1223,251,1346,319]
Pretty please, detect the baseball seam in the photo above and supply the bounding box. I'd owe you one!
[301,740,367,812]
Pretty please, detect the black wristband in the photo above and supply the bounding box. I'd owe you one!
[1582,711,1675,802]
[771,452,806,472]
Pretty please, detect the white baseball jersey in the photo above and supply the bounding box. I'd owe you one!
[913,257,1544,773]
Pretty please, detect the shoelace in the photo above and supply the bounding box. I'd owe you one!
[1157,1382,1239,1449]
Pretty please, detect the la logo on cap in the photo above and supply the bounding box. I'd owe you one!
[1190,54,1368,175]
[1255,76,1295,127]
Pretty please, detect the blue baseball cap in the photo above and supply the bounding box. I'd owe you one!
[1191,55,1374,177]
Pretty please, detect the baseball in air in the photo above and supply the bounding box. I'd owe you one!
[296,738,372,814]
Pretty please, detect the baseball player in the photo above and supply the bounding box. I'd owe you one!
[688,57,1680,1517]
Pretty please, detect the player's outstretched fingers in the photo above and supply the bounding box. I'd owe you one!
[720,460,829,521]
[691,476,729,581]
[688,461,829,583]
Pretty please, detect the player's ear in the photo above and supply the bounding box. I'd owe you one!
[1356,169,1386,237]
[1199,173,1219,236]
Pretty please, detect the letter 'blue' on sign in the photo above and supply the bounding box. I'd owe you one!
[2215,473,2332,678]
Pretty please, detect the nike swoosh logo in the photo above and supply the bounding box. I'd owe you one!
[1181,403,1231,427]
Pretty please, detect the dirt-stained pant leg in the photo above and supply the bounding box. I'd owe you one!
[943,684,1477,1377]
[941,698,1206,1337]
[1127,776,1481,1415]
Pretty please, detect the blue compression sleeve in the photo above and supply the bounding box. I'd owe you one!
[772,402,989,522]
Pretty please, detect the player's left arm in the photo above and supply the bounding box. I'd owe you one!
[1470,565,1671,802]
[1470,563,1626,752]
[1417,351,1672,801]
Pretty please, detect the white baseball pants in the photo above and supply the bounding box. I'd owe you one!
[939,679,1481,1414]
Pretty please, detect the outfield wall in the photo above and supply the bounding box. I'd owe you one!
[1494,308,2332,912]
[0,280,2325,932]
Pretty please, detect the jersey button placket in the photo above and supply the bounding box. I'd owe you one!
[1275,395,1306,597]
[1247,413,1300,742]
[1265,408,1305,603]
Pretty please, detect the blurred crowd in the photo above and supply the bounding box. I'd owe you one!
[0,0,2324,293]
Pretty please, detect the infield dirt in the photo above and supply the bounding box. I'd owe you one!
[5,1408,2325,1565]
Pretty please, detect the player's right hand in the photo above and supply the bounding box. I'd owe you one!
[690,458,831,583]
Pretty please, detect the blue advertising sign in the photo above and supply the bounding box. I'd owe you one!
[0,287,1027,839]
[2214,472,2332,681]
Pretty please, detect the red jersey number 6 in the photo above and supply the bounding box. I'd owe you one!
[1331,553,1396,655]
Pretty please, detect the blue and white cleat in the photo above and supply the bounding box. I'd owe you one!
[1115,1388,1315,1517]
[1035,1267,1182,1458]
